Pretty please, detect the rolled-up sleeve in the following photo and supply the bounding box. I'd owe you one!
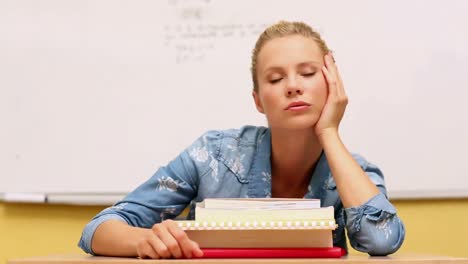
[345,160,405,256]
[78,214,128,254]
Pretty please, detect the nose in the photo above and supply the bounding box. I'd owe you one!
[285,76,303,97]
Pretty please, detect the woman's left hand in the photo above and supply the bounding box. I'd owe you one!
[314,52,348,138]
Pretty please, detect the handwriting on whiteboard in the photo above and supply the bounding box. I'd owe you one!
[164,0,268,63]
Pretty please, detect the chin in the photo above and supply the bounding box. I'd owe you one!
[270,115,319,130]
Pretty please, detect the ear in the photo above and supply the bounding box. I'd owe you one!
[252,91,265,114]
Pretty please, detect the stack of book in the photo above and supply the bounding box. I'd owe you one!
[177,198,344,258]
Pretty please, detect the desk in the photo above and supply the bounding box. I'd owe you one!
[7,254,468,264]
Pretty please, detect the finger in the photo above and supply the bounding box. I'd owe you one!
[167,220,198,258]
[191,240,204,258]
[327,53,346,97]
[137,240,160,259]
[324,54,341,95]
[322,64,337,96]
[154,222,183,258]
[333,64,346,97]
[147,234,171,259]
[324,53,338,78]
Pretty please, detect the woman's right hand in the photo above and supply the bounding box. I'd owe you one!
[135,219,203,259]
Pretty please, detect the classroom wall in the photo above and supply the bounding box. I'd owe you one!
[1,199,468,264]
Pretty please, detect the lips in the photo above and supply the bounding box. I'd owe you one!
[285,101,311,110]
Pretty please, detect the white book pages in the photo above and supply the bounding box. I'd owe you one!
[199,198,320,210]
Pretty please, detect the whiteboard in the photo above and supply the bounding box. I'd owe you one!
[1,0,468,200]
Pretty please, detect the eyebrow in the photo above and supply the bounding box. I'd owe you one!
[262,61,321,75]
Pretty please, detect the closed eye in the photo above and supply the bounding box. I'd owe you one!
[269,78,283,84]
[302,72,316,77]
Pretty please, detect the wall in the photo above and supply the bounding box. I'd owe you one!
[1,199,468,264]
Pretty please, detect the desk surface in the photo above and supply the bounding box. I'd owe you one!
[7,254,468,264]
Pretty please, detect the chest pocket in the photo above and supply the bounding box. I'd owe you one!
[220,157,249,184]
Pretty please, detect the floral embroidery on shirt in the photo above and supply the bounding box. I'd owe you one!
[261,171,271,182]
[261,172,272,197]
[209,156,219,182]
[376,216,393,240]
[226,144,237,151]
[189,146,209,163]
[156,176,182,192]
[230,154,245,175]
[159,207,177,220]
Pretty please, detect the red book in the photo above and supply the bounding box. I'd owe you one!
[196,247,346,258]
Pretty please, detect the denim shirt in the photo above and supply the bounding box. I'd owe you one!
[79,126,405,256]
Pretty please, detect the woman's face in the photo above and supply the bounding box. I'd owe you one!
[253,35,328,130]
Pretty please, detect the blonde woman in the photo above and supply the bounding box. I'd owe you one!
[79,21,405,258]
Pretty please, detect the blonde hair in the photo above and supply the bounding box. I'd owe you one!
[251,21,330,92]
